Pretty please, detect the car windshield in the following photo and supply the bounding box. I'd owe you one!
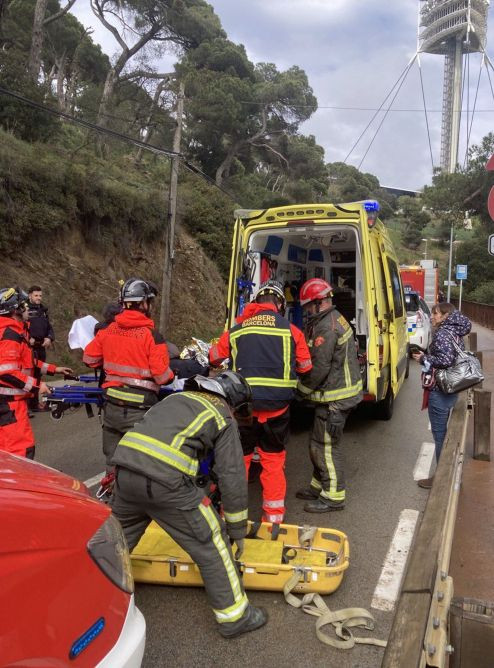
[405,293,420,313]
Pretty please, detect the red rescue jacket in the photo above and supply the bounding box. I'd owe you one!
[0,317,56,400]
[83,310,173,392]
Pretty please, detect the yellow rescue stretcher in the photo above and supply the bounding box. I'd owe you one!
[131,520,349,594]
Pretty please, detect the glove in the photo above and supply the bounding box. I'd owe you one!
[234,539,244,560]
[327,410,345,438]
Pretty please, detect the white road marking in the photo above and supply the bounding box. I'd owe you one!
[371,508,420,612]
[84,471,105,489]
[413,442,435,481]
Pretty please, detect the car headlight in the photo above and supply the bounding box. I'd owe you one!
[87,514,134,593]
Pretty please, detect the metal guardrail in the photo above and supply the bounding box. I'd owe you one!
[453,300,494,330]
[382,393,471,667]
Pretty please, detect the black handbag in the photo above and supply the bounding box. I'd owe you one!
[434,330,484,394]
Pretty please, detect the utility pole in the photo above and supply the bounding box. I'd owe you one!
[159,80,184,333]
[447,223,454,302]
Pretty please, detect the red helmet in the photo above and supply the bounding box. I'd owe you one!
[299,278,333,306]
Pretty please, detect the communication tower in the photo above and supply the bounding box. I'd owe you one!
[418,0,490,172]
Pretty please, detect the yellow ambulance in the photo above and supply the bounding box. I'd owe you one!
[225,200,408,419]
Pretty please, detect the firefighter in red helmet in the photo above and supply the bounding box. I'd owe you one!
[209,279,312,524]
[0,287,72,459]
[83,278,174,469]
[296,278,362,512]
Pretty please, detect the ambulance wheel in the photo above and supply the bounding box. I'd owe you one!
[404,347,410,379]
[375,386,394,421]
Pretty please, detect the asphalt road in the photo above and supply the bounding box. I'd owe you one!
[33,364,432,668]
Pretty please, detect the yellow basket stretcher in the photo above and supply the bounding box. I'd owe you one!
[131,520,350,595]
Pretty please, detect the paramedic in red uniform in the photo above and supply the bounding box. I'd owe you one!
[0,287,72,459]
[209,280,312,524]
[83,278,174,469]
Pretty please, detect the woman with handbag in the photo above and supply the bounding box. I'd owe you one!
[412,303,472,489]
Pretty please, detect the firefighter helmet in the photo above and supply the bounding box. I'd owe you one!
[0,287,28,316]
[184,370,252,410]
[119,278,158,304]
[254,280,286,311]
[299,278,333,306]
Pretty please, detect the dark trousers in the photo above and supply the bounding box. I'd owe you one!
[29,345,46,409]
[428,389,458,461]
[102,402,149,469]
[308,406,350,503]
[112,467,248,626]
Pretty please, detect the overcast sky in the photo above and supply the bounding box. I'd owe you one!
[71,1,494,192]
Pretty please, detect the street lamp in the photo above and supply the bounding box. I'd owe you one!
[421,238,428,260]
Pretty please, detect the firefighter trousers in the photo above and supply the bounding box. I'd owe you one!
[0,399,35,457]
[112,467,249,626]
[308,405,350,504]
[239,410,290,523]
[102,401,151,469]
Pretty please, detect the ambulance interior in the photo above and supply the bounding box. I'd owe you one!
[243,226,367,357]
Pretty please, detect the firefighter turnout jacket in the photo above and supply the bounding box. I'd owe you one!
[112,390,248,540]
[83,309,174,397]
[0,316,56,456]
[297,307,363,408]
[209,302,312,411]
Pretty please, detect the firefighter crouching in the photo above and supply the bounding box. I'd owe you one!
[111,371,268,639]
[0,287,72,459]
[83,278,174,470]
[209,280,312,524]
[296,279,363,512]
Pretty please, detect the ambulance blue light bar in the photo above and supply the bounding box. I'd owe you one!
[364,200,379,227]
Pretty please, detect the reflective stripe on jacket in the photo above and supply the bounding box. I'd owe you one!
[0,318,55,399]
[112,391,248,536]
[213,303,311,411]
[83,309,173,391]
[297,307,363,406]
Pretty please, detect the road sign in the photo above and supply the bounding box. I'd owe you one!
[489,234,494,256]
[444,280,457,286]
[456,265,468,280]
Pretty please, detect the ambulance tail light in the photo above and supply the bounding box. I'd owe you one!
[416,311,423,327]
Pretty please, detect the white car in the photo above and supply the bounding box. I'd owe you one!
[405,290,432,352]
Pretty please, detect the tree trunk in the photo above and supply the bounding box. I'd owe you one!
[135,80,167,164]
[56,51,67,110]
[215,142,242,186]
[28,0,49,81]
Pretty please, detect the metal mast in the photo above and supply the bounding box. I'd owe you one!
[418,0,489,172]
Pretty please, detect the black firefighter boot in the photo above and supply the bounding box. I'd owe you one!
[218,605,268,639]
[304,497,345,513]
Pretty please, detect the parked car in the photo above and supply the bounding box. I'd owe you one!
[0,451,145,667]
[404,289,432,352]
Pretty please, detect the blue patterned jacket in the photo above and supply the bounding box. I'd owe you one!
[423,310,472,371]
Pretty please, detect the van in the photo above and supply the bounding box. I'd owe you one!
[225,200,409,419]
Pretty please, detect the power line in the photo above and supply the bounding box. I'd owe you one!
[358,54,417,170]
[0,85,237,201]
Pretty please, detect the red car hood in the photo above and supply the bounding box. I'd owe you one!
[0,451,89,499]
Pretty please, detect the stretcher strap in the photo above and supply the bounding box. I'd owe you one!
[283,571,387,650]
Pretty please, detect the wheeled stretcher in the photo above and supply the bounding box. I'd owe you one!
[131,520,349,594]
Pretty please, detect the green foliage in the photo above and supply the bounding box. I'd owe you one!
[0,129,167,251]
[179,175,234,278]
[465,280,494,304]
[0,49,59,140]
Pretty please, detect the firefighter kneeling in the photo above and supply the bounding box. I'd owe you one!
[111,371,268,638]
